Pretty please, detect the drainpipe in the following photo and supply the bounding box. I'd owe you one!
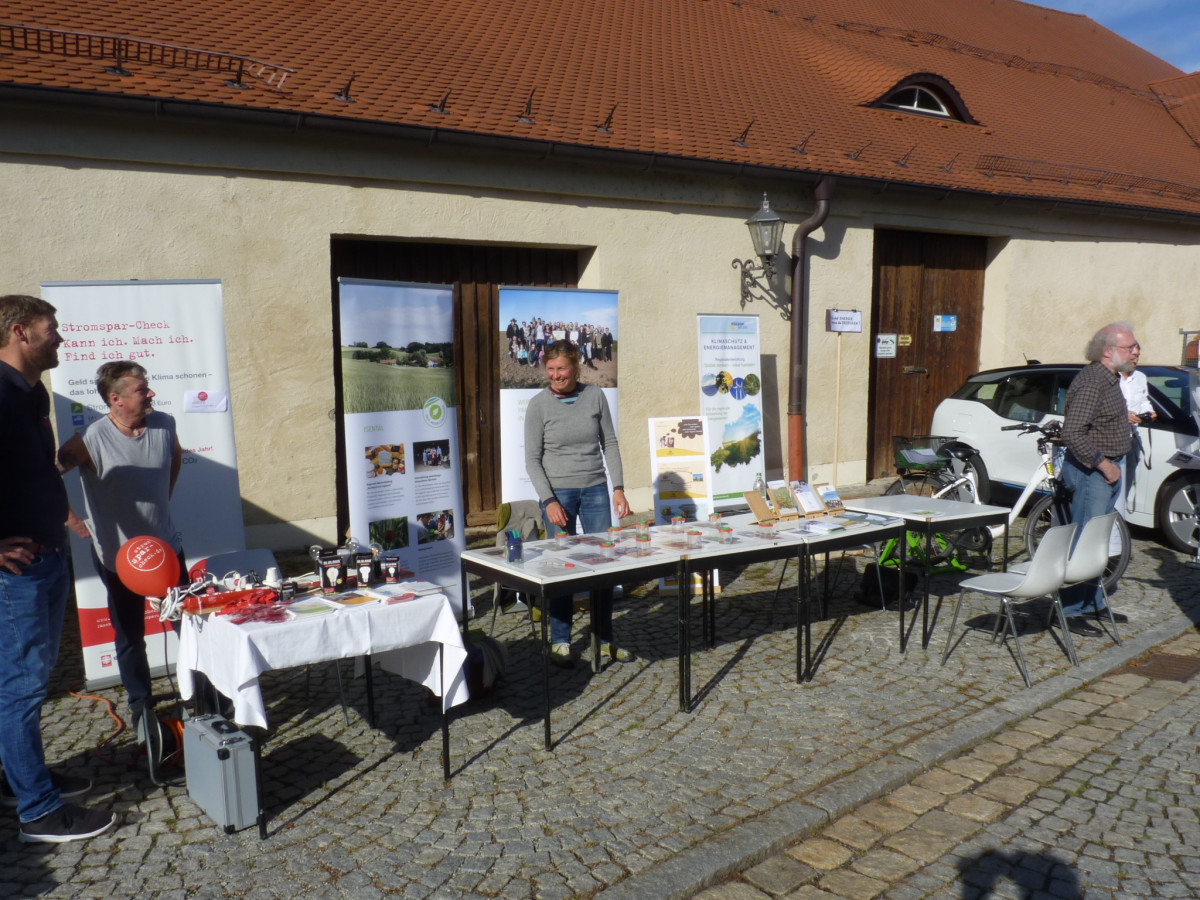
[787,176,836,483]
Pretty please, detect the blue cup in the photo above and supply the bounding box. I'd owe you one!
[506,533,523,563]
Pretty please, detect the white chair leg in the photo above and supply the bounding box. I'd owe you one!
[1052,597,1079,666]
[941,589,968,666]
[999,600,1032,688]
[1096,580,1121,645]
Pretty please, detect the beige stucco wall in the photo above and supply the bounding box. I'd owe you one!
[3,102,1199,548]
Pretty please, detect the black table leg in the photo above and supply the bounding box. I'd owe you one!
[364,656,375,727]
[540,591,552,750]
[678,558,691,712]
[439,644,450,781]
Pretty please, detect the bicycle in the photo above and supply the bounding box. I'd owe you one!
[882,435,992,572]
[886,423,1131,594]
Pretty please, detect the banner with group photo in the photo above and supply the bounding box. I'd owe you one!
[498,287,620,509]
[697,314,764,512]
[45,279,244,689]
[337,278,465,612]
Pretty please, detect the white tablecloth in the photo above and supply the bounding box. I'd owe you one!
[177,593,470,729]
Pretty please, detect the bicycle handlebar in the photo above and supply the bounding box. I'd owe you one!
[999,420,1063,437]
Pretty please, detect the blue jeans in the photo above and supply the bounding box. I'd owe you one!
[1059,455,1121,616]
[0,549,69,822]
[542,484,614,645]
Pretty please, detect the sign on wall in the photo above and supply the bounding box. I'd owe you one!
[45,279,244,689]
[697,314,764,512]
[337,278,466,612]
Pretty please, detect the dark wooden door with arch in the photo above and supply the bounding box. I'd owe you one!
[867,229,986,480]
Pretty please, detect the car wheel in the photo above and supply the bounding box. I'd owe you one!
[1155,474,1200,553]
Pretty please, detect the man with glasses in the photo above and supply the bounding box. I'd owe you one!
[1058,322,1139,634]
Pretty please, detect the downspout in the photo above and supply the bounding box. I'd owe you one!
[787,175,836,482]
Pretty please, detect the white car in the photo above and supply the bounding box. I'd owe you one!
[930,364,1200,552]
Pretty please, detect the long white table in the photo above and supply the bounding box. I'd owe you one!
[460,515,907,746]
[842,495,1010,649]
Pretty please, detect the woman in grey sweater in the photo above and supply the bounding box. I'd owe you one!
[525,341,631,665]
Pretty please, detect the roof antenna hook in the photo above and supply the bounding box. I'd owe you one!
[334,73,356,102]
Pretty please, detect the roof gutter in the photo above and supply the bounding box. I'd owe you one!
[788,176,835,482]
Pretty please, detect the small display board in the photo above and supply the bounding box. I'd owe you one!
[825,309,862,333]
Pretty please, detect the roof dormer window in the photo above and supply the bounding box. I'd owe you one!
[884,86,950,117]
[873,74,975,124]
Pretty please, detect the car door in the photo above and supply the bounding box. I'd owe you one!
[986,369,1065,488]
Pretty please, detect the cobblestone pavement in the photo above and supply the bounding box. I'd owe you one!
[699,629,1200,900]
[3,496,1199,899]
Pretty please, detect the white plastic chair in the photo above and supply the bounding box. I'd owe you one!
[941,522,1077,687]
[1011,512,1123,660]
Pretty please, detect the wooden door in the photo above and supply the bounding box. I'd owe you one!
[867,230,985,479]
[455,282,501,521]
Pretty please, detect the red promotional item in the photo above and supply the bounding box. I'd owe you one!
[115,535,180,598]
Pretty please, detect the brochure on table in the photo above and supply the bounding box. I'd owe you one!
[46,279,245,689]
[698,314,765,513]
[337,278,466,613]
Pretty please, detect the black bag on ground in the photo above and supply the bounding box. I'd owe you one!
[859,563,918,605]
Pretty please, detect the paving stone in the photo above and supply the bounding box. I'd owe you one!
[888,785,945,816]
[789,840,854,871]
[815,868,888,898]
[742,855,816,896]
[911,768,973,796]
[823,816,883,852]
[854,801,917,834]
[976,776,1041,806]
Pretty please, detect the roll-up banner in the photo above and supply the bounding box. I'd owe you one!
[697,315,764,512]
[44,280,244,689]
[498,288,620,507]
[336,278,466,613]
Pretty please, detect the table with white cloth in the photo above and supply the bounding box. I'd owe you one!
[177,591,470,795]
[843,495,1011,650]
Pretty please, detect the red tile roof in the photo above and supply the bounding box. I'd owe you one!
[1,0,1198,215]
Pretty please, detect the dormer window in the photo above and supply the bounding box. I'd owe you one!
[884,86,950,117]
[873,74,975,124]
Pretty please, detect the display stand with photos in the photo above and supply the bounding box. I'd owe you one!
[744,488,799,523]
[789,481,828,518]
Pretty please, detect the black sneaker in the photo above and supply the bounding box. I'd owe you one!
[0,771,93,807]
[1067,617,1104,637]
[19,804,117,843]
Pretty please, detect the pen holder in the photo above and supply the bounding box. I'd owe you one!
[506,533,523,563]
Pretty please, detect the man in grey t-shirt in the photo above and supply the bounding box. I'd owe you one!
[58,361,183,723]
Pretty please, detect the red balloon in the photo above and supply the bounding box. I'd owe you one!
[115,536,180,598]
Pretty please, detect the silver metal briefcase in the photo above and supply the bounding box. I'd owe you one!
[184,714,259,833]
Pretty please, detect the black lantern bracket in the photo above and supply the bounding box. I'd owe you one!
[732,194,790,319]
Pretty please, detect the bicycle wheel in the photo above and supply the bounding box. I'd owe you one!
[1022,493,1130,594]
[885,470,955,498]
